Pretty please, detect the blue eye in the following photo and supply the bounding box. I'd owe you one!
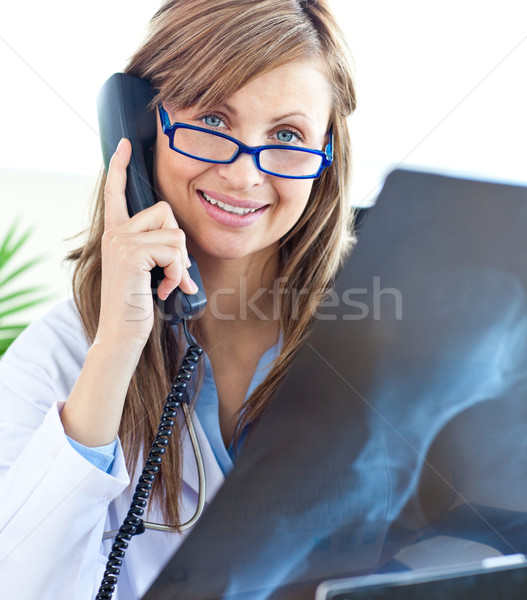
[276,130,296,143]
[275,129,305,144]
[202,114,224,128]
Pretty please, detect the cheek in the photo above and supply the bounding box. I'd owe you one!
[279,179,314,219]
[154,144,203,202]
[270,180,315,242]
[153,143,174,197]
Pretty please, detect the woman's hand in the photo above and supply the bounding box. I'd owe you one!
[96,138,198,350]
[61,139,198,446]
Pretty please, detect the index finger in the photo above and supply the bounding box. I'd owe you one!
[104,138,132,231]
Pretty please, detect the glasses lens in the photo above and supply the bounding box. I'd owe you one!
[173,128,238,162]
[260,148,323,177]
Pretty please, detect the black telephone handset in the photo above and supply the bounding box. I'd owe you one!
[96,73,207,324]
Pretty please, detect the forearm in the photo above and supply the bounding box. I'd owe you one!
[60,340,142,447]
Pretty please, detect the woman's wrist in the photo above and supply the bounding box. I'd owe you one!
[90,332,146,369]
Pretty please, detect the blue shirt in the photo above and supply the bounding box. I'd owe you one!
[67,341,280,475]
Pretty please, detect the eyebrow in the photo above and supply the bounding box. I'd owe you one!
[222,101,237,115]
[273,112,316,127]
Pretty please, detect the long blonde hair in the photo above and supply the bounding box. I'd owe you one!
[69,0,357,526]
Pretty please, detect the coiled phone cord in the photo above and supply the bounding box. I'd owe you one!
[95,320,204,600]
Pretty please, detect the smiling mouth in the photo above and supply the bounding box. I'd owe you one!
[200,191,263,216]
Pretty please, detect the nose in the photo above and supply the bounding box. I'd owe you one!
[216,152,265,191]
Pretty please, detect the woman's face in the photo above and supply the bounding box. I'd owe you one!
[154,60,333,264]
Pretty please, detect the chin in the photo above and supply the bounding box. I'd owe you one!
[190,236,277,264]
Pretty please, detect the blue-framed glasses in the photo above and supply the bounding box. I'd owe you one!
[158,104,333,180]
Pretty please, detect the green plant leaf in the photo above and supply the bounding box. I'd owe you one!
[0,256,44,289]
[0,220,33,276]
[0,324,27,335]
[0,285,47,306]
[0,220,20,262]
[0,296,53,320]
[0,338,16,354]
[0,218,53,357]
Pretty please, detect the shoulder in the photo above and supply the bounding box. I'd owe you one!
[0,297,89,403]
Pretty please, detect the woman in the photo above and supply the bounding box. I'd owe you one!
[0,0,356,598]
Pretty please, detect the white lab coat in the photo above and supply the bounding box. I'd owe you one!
[0,298,226,600]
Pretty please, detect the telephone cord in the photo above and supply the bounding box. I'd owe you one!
[95,321,203,600]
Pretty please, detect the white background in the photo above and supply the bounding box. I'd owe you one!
[1,0,526,312]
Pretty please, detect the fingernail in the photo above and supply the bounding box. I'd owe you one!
[116,138,128,153]
[189,278,199,293]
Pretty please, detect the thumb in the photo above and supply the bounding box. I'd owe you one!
[104,138,132,230]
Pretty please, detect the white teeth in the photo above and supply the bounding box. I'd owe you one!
[202,192,259,215]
